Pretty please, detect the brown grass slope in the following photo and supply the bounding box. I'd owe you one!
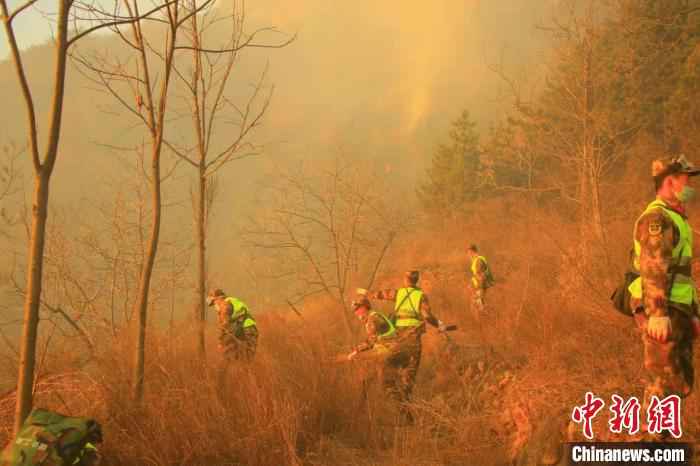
[0,193,698,465]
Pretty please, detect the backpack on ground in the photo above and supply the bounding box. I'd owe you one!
[0,408,101,466]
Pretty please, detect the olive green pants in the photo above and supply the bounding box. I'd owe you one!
[219,327,258,362]
[382,329,423,425]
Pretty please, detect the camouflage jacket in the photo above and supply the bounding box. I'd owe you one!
[633,199,692,318]
[354,312,394,352]
[213,299,239,335]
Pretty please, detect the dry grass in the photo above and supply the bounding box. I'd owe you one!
[1,194,699,465]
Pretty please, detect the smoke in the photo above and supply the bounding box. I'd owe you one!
[0,0,555,315]
[234,0,551,172]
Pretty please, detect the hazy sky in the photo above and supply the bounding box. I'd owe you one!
[0,2,61,59]
[1,0,554,175]
[0,0,555,312]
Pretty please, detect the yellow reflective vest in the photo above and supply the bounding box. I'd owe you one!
[470,255,490,288]
[628,199,697,311]
[394,287,423,327]
[370,310,396,339]
[225,297,256,328]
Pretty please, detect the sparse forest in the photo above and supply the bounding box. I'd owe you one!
[0,0,698,465]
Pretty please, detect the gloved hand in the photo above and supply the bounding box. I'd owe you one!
[646,316,672,342]
[347,350,359,361]
[437,320,447,333]
[691,316,700,339]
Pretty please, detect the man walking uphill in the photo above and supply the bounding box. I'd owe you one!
[467,244,494,314]
[627,155,700,435]
[369,270,447,423]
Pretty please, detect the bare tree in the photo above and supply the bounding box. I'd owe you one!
[11,208,98,355]
[486,0,640,249]
[166,0,293,358]
[0,142,19,198]
[242,155,402,337]
[81,151,190,326]
[71,0,286,399]
[0,0,178,432]
[0,141,21,237]
[71,0,209,401]
[67,154,191,336]
[6,154,191,395]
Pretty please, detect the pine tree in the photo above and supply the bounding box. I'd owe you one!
[418,110,480,213]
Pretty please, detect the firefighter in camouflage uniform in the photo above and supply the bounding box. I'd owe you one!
[207,288,258,365]
[467,244,494,314]
[370,270,447,423]
[628,155,700,435]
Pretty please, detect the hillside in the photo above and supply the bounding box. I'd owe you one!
[0,0,698,464]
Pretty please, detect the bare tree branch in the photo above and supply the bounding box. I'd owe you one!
[67,0,179,48]
[7,0,38,23]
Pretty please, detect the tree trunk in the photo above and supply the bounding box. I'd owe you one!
[11,1,69,433]
[188,9,208,358]
[579,37,604,247]
[14,172,50,434]
[588,160,604,244]
[132,144,162,402]
[195,170,206,358]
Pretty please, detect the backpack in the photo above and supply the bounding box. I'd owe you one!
[610,271,639,317]
[482,260,495,289]
[1,408,101,466]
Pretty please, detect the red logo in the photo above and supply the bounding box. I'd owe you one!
[571,393,683,439]
[609,394,641,435]
[571,392,606,440]
[647,395,682,439]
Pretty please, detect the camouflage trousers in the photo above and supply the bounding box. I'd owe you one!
[382,329,422,408]
[219,326,258,363]
[217,327,258,392]
[642,308,695,408]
